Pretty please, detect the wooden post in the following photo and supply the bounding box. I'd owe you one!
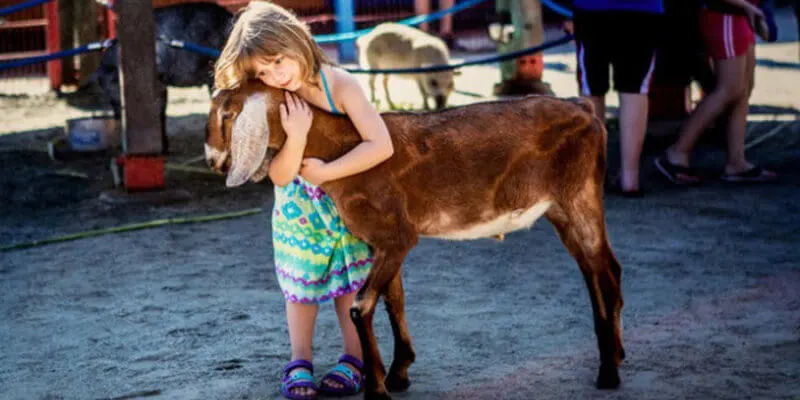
[76,0,100,86]
[58,0,76,86]
[115,0,163,155]
[45,0,62,90]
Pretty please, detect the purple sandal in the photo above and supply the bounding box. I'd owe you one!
[318,354,364,397]
[280,359,317,400]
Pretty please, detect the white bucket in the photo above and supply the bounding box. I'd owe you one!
[66,117,121,152]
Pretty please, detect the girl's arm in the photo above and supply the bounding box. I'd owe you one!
[300,72,394,185]
[267,136,306,187]
[269,92,313,187]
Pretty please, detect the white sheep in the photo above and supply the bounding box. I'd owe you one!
[356,22,457,110]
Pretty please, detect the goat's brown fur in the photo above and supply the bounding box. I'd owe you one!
[206,81,624,399]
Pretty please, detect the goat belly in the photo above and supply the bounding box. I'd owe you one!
[422,201,552,240]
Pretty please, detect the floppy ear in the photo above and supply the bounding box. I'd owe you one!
[226,92,270,187]
[249,148,277,183]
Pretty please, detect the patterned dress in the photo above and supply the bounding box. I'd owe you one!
[272,177,373,304]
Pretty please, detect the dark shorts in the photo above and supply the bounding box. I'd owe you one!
[574,11,664,96]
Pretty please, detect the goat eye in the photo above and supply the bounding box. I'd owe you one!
[222,111,234,120]
[429,80,438,88]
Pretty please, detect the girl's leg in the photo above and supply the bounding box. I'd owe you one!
[286,301,319,397]
[322,291,363,389]
[724,44,755,174]
[666,53,748,167]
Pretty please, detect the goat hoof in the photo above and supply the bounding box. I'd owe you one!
[384,373,411,392]
[596,364,620,389]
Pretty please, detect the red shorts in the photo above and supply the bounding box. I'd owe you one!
[700,9,755,60]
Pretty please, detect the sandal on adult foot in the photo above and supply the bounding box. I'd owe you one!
[654,156,702,185]
[721,165,778,183]
[318,354,363,397]
[281,360,317,400]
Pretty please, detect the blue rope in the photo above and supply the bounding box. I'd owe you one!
[0,0,53,17]
[346,34,574,74]
[158,37,220,58]
[314,0,489,43]
[540,0,573,18]
[0,39,116,71]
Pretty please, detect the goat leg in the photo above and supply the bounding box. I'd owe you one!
[383,274,415,392]
[382,75,396,110]
[369,74,377,104]
[351,245,414,400]
[416,80,430,110]
[547,203,624,390]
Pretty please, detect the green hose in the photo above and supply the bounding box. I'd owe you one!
[1,208,263,253]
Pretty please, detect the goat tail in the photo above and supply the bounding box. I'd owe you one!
[591,112,608,184]
[566,96,606,181]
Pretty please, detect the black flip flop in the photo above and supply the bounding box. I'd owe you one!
[654,156,702,185]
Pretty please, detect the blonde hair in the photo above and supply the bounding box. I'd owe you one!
[214,1,332,90]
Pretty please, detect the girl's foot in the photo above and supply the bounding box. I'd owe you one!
[319,354,363,396]
[722,163,778,182]
[281,360,317,400]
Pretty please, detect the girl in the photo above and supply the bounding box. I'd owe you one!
[655,0,777,184]
[214,2,394,399]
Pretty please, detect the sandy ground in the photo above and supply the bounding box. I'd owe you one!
[1,14,799,400]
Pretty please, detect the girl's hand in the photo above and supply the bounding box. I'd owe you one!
[562,20,574,35]
[280,91,313,142]
[299,158,330,186]
[743,3,767,40]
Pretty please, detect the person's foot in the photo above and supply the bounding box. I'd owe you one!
[722,163,778,182]
[665,146,690,168]
[321,362,359,390]
[287,368,316,398]
[654,149,702,185]
[281,360,317,400]
[319,354,364,395]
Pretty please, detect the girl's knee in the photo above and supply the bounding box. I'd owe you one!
[716,81,747,104]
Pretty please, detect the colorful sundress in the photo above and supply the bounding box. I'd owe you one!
[271,68,373,304]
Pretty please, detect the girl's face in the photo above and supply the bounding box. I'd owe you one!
[252,54,304,92]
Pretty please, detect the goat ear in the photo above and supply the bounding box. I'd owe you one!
[453,69,463,76]
[226,92,270,187]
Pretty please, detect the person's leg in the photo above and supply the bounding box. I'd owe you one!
[285,301,319,397]
[617,93,649,191]
[440,0,454,36]
[573,13,609,121]
[415,0,430,32]
[666,12,751,167]
[321,291,363,389]
[609,12,659,192]
[722,44,777,180]
[665,54,747,166]
[724,44,754,174]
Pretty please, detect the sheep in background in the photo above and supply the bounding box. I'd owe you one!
[356,23,457,110]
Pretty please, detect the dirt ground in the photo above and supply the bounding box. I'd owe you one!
[2,20,799,400]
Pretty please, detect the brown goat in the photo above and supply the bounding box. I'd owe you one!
[205,81,624,399]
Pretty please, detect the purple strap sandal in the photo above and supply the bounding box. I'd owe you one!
[280,359,317,400]
[318,354,364,397]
